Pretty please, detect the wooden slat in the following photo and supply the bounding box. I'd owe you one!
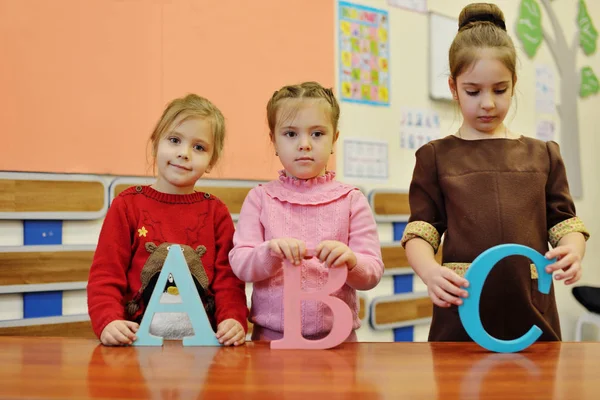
[194,186,252,214]
[382,245,443,269]
[0,180,105,212]
[359,296,366,320]
[0,321,95,338]
[0,251,94,285]
[371,192,410,215]
[373,297,433,325]
[114,184,253,214]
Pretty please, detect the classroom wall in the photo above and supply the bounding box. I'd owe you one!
[1,0,598,342]
[336,0,600,341]
[0,0,334,179]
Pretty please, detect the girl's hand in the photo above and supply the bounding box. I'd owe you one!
[269,238,307,265]
[315,240,357,270]
[100,320,139,346]
[422,264,469,308]
[545,244,583,285]
[216,319,246,346]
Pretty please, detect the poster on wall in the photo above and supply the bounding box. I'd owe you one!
[535,64,556,114]
[339,1,390,106]
[344,138,389,180]
[536,120,556,142]
[387,0,427,13]
[399,107,441,150]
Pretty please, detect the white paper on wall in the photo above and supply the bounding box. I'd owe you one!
[536,119,556,142]
[344,138,388,180]
[399,107,441,150]
[387,0,427,13]
[535,64,556,114]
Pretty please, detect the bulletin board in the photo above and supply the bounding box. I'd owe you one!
[338,2,390,106]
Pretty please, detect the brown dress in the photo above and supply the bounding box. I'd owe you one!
[401,135,589,342]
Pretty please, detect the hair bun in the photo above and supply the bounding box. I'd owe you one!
[458,3,506,32]
[459,13,506,31]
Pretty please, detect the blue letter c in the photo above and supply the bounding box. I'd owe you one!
[458,244,554,353]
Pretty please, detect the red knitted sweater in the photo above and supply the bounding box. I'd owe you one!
[87,185,248,338]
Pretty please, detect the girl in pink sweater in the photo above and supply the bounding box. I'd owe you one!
[229,82,384,341]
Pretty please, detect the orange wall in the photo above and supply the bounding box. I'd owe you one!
[0,0,334,180]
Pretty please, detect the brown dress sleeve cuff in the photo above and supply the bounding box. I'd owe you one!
[400,221,441,253]
[548,216,590,247]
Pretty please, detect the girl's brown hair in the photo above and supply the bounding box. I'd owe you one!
[449,3,517,86]
[266,81,340,138]
[149,94,225,169]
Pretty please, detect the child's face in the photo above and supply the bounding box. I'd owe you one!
[272,98,338,180]
[450,48,514,135]
[154,117,214,194]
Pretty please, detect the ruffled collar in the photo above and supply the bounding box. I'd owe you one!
[261,170,357,206]
[277,170,336,187]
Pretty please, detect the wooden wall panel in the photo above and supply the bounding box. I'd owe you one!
[372,296,433,328]
[371,192,410,216]
[0,180,105,213]
[382,244,443,270]
[0,250,94,286]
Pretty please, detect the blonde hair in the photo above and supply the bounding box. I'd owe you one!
[149,94,225,168]
[266,81,340,137]
[449,3,517,86]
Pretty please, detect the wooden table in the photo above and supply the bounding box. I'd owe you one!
[0,337,598,399]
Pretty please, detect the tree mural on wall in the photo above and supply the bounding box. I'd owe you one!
[516,0,598,198]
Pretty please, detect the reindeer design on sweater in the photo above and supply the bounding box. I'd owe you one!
[126,211,216,333]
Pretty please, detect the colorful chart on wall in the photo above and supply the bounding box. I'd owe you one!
[338,1,390,106]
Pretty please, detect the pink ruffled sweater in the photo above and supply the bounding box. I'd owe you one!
[229,171,383,339]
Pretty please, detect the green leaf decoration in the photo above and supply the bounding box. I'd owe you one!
[580,66,599,97]
[516,0,544,58]
[578,0,598,55]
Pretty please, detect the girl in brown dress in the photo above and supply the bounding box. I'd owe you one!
[401,3,589,342]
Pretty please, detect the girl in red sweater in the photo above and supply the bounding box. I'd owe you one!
[87,94,248,346]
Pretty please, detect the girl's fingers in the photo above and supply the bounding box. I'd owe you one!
[331,252,351,268]
[287,240,300,265]
[441,268,469,288]
[545,246,569,259]
[317,245,332,263]
[299,241,307,260]
[117,324,136,341]
[547,254,578,273]
[433,286,462,306]
[269,241,284,258]
[219,325,238,344]
[556,262,580,281]
[225,330,245,346]
[279,242,295,264]
[111,329,132,345]
[102,332,117,346]
[439,279,469,298]
[565,269,582,285]
[325,247,344,267]
[216,320,234,338]
[125,321,140,332]
[431,292,451,308]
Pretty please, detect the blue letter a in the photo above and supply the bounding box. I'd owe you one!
[134,244,220,346]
